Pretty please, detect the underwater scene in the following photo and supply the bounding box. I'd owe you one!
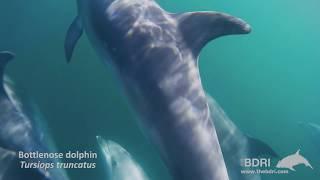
[0,0,320,180]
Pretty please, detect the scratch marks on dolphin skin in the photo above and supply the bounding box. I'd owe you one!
[0,147,16,180]
[107,0,180,65]
[0,97,33,151]
[3,77,23,112]
[0,77,34,149]
[170,97,200,124]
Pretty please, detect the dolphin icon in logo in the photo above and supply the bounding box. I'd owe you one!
[276,149,313,171]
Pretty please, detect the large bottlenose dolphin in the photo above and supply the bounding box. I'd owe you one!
[0,51,69,180]
[65,0,251,179]
[207,96,278,180]
[96,136,149,180]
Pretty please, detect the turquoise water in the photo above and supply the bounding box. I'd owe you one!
[1,0,320,179]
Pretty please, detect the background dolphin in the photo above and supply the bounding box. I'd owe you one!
[0,51,69,180]
[97,136,149,180]
[65,0,251,179]
[300,122,320,150]
[207,95,278,180]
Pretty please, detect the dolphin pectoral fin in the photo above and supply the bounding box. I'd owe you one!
[175,12,251,57]
[0,51,15,65]
[65,16,83,63]
[289,167,296,171]
[246,135,279,158]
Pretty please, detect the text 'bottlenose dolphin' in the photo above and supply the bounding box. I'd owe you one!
[65,0,251,179]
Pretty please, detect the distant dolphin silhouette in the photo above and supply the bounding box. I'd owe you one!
[96,136,150,180]
[208,95,277,180]
[0,51,69,180]
[300,122,320,150]
[276,149,313,171]
[65,0,251,179]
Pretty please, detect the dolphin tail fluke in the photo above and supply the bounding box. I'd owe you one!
[247,135,279,158]
[175,12,251,57]
[65,16,83,63]
[0,51,14,83]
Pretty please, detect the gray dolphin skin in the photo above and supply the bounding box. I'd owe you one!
[0,51,69,180]
[0,144,16,179]
[207,96,277,180]
[65,0,251,179]
[96,136,150,180]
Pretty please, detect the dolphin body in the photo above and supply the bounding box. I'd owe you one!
[96,136,149,180]
[0,52,69,180]
[300,122,320,150]
[207,96,278,180]
[0,147,16,180]
[276,150,313,171]
[65,0,251,179]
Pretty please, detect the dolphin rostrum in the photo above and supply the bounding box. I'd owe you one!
[276,149,313,171]
[96,136,150,180]
[207,95,278,180]
[0,51,69,180]
[65,0,251,179]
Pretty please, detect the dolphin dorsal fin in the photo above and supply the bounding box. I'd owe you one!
[296,149,301,155]
[175,12,251,57]
[0,51,14,87]
[65,16,83,63]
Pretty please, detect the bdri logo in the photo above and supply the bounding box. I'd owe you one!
[240,149,313,175]
[276,149,313,171]
[241,158,271,168]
